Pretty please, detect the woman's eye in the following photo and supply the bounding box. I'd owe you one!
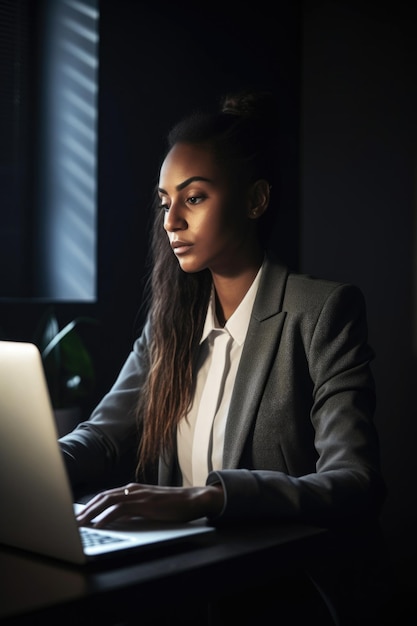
[159,202,169,212]
[187,195,204,205]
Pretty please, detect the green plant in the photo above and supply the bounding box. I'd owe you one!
[33,307,98,410]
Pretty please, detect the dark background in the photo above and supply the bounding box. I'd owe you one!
[1,0,416,586]
[301,0,417,575]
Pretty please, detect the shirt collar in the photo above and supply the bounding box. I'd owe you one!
[200,263,264,346]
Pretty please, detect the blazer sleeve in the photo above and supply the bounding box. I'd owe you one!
[59,321,151,490]
[206,281,386,527]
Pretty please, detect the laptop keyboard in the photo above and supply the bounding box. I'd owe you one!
[79,526,125,548]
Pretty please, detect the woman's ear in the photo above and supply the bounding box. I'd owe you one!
[247,179,270,219]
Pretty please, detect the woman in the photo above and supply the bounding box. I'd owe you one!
[60,91,386,624]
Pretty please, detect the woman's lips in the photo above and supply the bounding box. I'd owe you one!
[171,241,193,255]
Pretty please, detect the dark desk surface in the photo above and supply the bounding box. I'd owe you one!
[0,522,328,625]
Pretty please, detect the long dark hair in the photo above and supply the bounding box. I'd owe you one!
[135,90,280,475]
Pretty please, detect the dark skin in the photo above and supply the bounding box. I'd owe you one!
[76,142,270,528]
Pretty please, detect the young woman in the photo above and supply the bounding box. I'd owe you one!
[60,91,386,624]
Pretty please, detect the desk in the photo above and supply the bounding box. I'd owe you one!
[0,522,329,625]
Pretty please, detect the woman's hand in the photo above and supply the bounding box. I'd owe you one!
[76,482,224,527]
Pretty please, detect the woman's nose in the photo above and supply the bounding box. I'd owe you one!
[163,204,187,232]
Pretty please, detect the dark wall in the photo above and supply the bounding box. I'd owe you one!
[301,0,417,566]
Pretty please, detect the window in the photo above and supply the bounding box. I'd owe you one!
[0,0,99,301]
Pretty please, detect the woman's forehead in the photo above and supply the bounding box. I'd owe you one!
[159,142,224,187]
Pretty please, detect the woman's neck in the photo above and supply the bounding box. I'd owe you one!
[212,253,264,326]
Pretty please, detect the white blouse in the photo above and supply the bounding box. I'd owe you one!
[177,265,263,486]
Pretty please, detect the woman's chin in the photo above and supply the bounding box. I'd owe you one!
[176,258,204,274]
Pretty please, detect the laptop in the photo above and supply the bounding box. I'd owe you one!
[0,340,214,565]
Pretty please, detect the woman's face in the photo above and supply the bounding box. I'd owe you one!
[158,142,256,275]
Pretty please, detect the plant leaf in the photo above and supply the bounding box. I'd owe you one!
[59,330,95,407]
[33,311,98,409]
[33,307,59,352]
[34,308,61,405]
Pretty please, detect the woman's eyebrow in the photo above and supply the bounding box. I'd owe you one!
[158,176,214,195]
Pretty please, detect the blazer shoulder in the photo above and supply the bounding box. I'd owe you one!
[256,254,365,318]
[284,271,365,314]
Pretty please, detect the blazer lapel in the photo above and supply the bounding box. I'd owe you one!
[222,258,289,468]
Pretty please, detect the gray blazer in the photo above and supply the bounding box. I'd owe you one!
[60,255,385,526]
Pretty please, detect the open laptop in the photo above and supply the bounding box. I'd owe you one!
[0,340,214,565]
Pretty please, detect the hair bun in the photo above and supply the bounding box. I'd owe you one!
[221,90,275,121]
